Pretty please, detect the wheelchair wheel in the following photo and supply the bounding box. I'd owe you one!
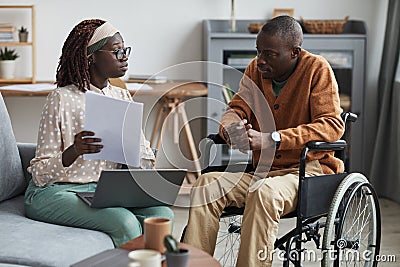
[322,173,381,267]
[215,214,242,267]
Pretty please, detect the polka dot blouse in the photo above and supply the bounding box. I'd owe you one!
[29,83,155,186]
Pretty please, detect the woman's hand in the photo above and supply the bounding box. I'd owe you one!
[73,131,103,155]
[62,131,103,167]
[222,119,251,153]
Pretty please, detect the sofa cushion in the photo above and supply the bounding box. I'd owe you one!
[0,93,26,202]
[0,196,114,267]
[0,264,32,267]
[17,143,36,184]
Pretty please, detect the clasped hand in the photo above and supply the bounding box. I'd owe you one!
[222,120,274,152]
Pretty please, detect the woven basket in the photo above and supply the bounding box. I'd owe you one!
[248,22,265,34]
[301,16,349,34]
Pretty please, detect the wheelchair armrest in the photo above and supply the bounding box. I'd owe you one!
[300,140,347,181]
[306,140,347,151]
[207,133,227,144]
[200,134,227,169]
[341,111,357,124]
[201,133,253,172]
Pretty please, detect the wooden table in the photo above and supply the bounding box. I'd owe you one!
[120,235,221,267]
[0,80,207,180]
[138,81,207,179]
[0,80,207,98]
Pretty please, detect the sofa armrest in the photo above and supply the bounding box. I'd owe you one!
[17,143,36,183]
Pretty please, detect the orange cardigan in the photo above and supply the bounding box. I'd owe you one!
[219,50,345,174]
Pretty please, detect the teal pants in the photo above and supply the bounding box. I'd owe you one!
[24,180,174,247]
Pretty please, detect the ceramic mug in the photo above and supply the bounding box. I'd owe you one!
[165,249,190,267]
[128,249,162,267]
[144,217,172,253]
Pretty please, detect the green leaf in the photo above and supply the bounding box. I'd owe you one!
[19,26,28,33]
[0,47,19,61]
[163,235,179,253]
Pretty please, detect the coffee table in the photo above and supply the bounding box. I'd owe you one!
[72,235,221,267]
[120,235,221,267]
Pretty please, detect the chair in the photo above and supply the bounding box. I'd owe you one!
[182,112,381,267]
[109,77,127,89]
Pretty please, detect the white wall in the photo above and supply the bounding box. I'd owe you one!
[0,0,387,80]
[1,0,388,171]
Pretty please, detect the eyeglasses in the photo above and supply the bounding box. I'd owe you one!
[97,47,131,60]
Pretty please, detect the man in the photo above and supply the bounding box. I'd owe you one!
[183,16,344,267]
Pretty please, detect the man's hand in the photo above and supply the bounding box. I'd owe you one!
[221,119,250,152]
[245,124,275,150]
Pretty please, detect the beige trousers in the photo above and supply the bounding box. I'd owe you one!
[183,160,324,267]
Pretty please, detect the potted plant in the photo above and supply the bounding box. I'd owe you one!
[18,26,29,42]
[164,235,189,267]
[0,47,19,79]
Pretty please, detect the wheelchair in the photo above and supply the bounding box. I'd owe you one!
[183,112,381,267]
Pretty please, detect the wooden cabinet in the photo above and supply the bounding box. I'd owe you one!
[203,19,367,172]
[0,5,36,83]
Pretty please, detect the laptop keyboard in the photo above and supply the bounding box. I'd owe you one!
[85,196,94,203]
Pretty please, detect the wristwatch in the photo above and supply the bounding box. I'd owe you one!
[271,131,281,148]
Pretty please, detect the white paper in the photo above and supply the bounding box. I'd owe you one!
[128,74,167,81]
[125,83,153,91]
[0,83,56,91]
[83,91,143,167]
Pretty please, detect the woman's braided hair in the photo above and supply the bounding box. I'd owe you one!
[56,19,106,92]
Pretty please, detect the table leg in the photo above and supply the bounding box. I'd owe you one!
[178,102,202,179]
[152,100,174,150]
[151,96,202,181]
[173,98,179,144]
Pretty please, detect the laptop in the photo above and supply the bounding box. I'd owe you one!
[76,169,186,208]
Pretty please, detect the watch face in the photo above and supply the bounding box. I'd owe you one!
[272,131,281,142]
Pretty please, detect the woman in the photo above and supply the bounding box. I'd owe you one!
[25,19,173,247]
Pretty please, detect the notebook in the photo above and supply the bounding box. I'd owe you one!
[76,169,186,208]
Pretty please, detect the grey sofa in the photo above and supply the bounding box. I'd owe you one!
[0,93,114,267]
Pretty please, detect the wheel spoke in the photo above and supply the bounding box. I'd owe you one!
[322,175,380,267]
[353,211,371,239]
[344,207,371,240]
[217,215,242,266]
[337,187,378,267]
[343,200,369,237]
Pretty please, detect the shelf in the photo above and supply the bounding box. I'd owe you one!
[205,20,367,36]
[204,19,367,171]
[0,78,34,84]
[0,5,36,83]
[331,66,352,70]
[223,63,351,70]
[339,93,351,111]
[0,5,33,9]
[0,42,33,46]
[223,65,247,70]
